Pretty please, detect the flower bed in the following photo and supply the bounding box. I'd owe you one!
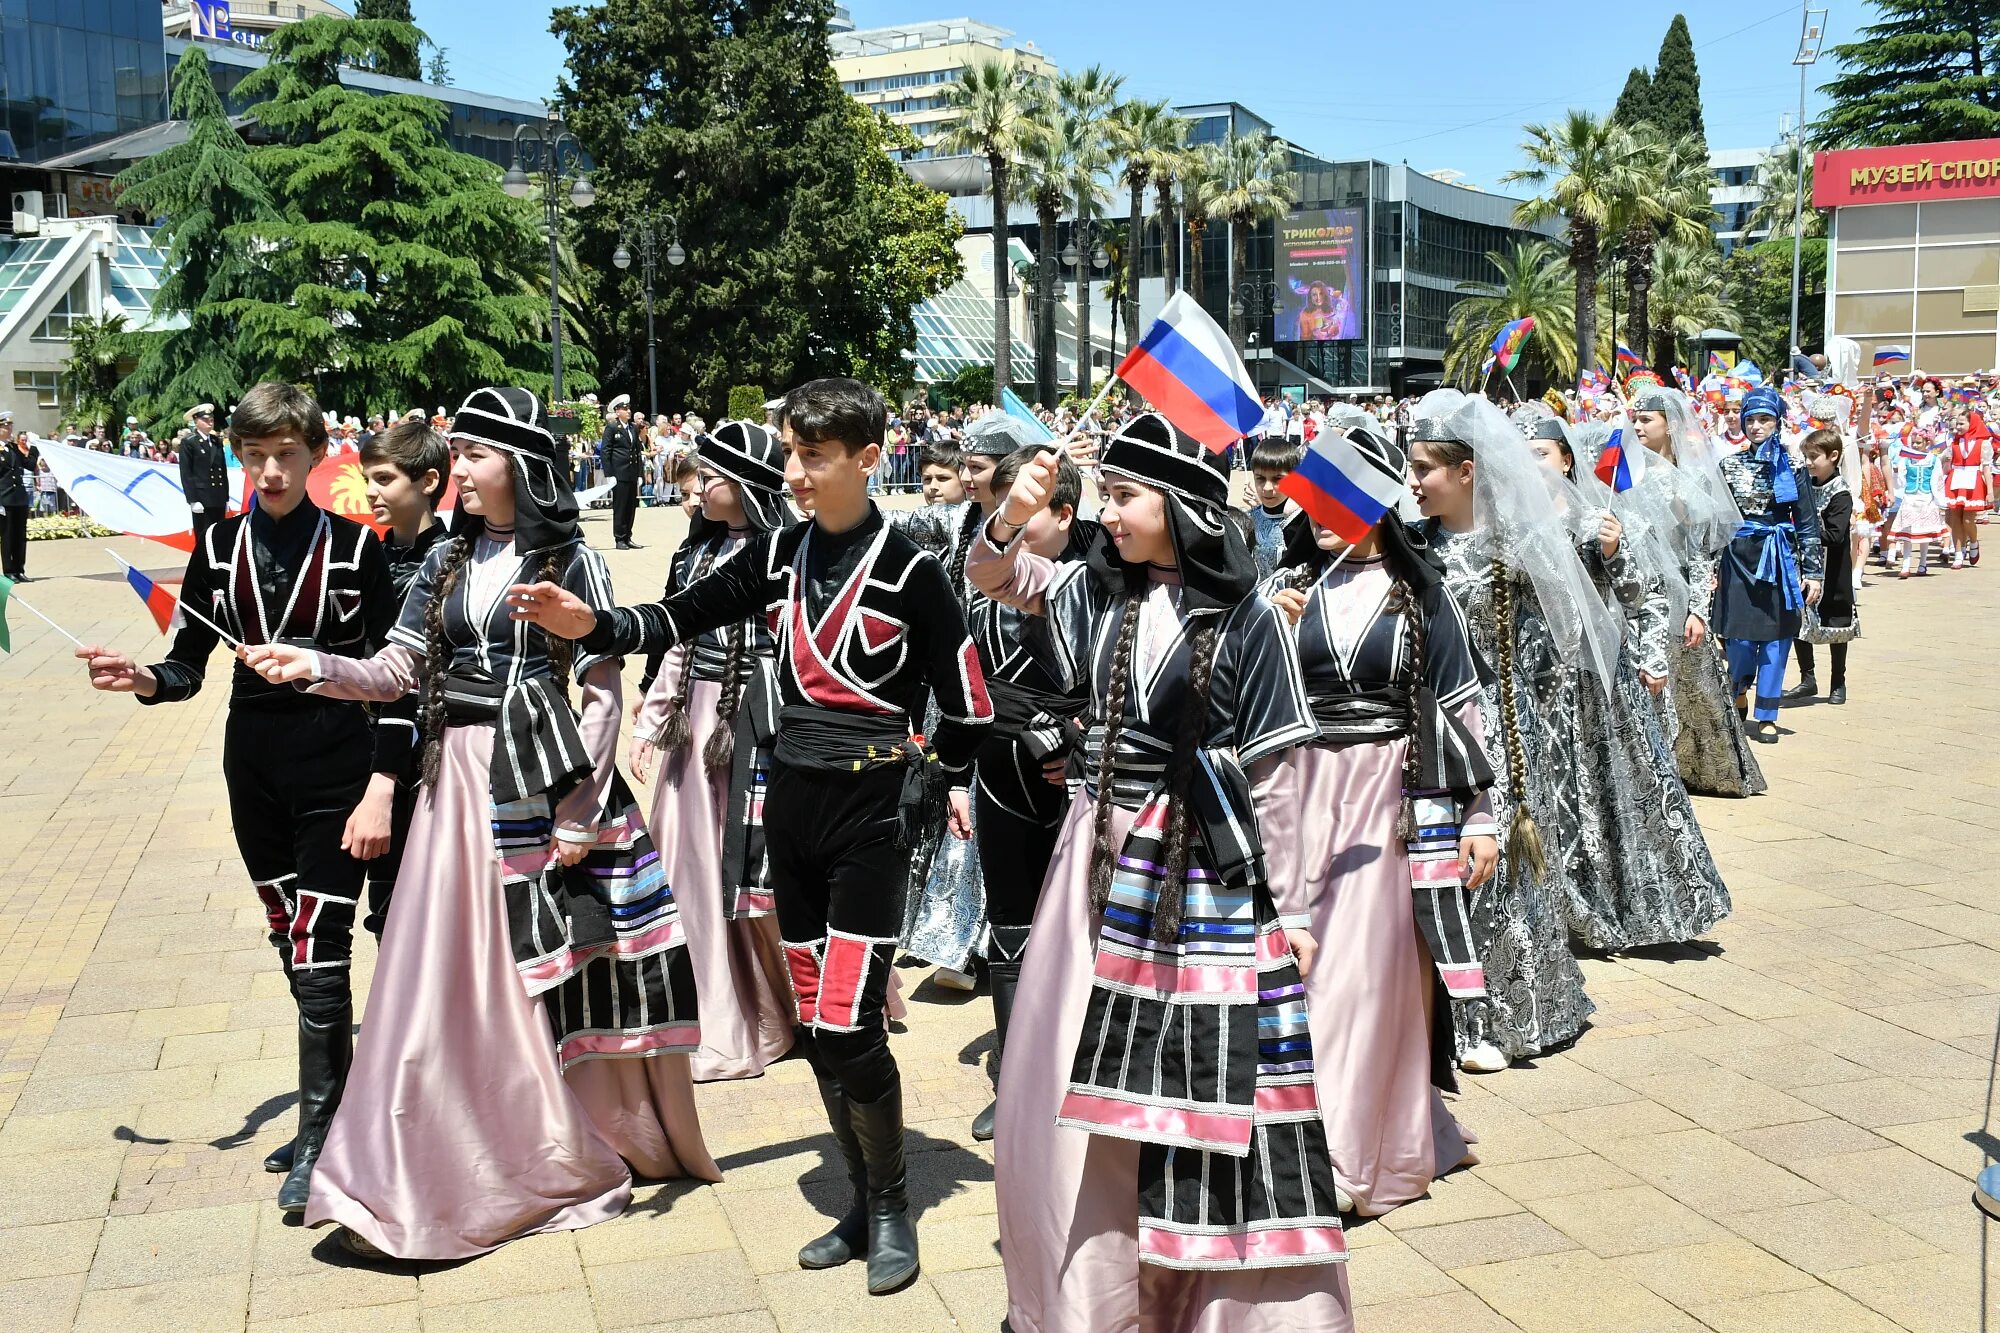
[28,513,117,541]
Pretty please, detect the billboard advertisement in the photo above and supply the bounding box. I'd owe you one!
[1274,208,1364,344]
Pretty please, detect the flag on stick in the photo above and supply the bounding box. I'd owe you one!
[1488,317,1535,375]
[1000,387,1057,443]
[1874,346,1911,366]
[1279,429,1408,543]
[1615,342,1644,371]
[1592,427,1646,493]
[1114,292,1264,452]
[123,562,180,634]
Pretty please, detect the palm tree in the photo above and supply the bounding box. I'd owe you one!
[938,59,1043,404]
[1151,117,1190,300]
[1201,131,1298,361]
[1108,98,1175,360]
[1502,110,1636,380]
[1018,89,1071,408]
[1057,65,1122,399]
[1610,127,1717,369]
[1647,236,1737,370]
[1099,221,1131,354]
[1180,142,1221,312]
[1746,146,1822,241]
[1443,241,1578,388]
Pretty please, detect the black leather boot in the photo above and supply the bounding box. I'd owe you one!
[277,971,353,1214]
[797,1074,871,1269]
[849,1074,919,1294]
[263,1140,295,1174]
[971,954,1023,1142]
[1781,675,1817,703]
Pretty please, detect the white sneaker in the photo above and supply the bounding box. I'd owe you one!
[1334,1184,1356,1213]
[933,966,977,992]
[1460,1041,1508,1074]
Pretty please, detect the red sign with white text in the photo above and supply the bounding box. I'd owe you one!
[1813,138,2000,209]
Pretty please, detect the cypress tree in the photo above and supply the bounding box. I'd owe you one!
[1650,15,1708,153]
[1612,67,1655,127]
[1814,0,2000,147]
[112,45,276,429]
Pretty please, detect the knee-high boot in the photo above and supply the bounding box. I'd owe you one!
[970,946,1024,1142]
[265,969,300,1175]
[797,1069,871,1269]
[848,1071,920,1294]
[277,969,352,1213]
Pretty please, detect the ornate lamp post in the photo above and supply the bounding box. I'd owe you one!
[1063,221,1110,399]
[613,213,684,421]
[503,107,595,403]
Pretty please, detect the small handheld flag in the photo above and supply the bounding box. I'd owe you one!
[0,574,87,651]
[1874,346,1911,366]
[1488,317,1535,375]
[1615,342,1644,371]
[123,562,180,635]
[1279,429,1409,544]
[1592,428,1645,494]
[1707,350,1728,374]
[1114,292,1264,453]
[1000,387,1057,444]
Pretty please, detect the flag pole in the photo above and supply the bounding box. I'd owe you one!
[1072,374,1120,434]
[103,549,241,649]
[7,591,86,648]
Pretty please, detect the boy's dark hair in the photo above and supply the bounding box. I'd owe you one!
[1251,437,1305,474]
[230,381,328,450]
[1802,428,1844,460]
[360,421,449,508]
[920,442,964,473]
[994,444,1081,514]
[780,377,885,453]
[671,450,700,481]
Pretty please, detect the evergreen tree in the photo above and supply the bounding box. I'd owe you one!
[228,16,569,415]
[551,0,963,412]
[1814,0,2000,147]
[1612,68,1655,127]
[1650,15,1707,153]
[112,45,276,428]
[353,0,422,80]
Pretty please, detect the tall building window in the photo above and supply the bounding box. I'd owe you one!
[33,278,88,342]
[13,370,59,409]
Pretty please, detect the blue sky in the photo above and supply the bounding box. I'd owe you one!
[410,0,1866,188]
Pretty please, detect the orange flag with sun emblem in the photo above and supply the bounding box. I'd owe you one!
[307,452,386,534]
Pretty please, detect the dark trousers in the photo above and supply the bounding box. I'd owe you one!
[223,704,371,1010]
[975,735,1066,945]
[765,761,908,1102]
[612,467,640,542]
[1794,641,1848,689]
[1,504,26,578]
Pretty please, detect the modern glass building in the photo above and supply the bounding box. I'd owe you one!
[0,0,169,166]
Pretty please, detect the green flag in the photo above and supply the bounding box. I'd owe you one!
[0,573,12,653]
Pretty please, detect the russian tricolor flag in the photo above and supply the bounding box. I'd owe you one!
[1115,292,1263,453]
[1874,346,1911,366]
[124,563,181,634]
[1592,427,1645,494]
[1279,430,1408,543]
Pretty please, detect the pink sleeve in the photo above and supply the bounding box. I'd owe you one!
[306,644,423,703]
[1248,752,1309,929]
[965,517,1055,617]
[633,645,689,744]
[553,659,622,843]
[1456,698,1498,838]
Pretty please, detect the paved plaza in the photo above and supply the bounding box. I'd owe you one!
[2,504,1998,1332]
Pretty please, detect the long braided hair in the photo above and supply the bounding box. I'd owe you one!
[1491,563,1545,879]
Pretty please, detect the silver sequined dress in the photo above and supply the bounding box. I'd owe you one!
[1670,551,1768,797]
[1430,525,1594,1061]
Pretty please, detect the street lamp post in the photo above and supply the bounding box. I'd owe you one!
[503,107,595,404]
[1789,5,1829,367]
[613,214,684,421]
[1063,220,1110,400]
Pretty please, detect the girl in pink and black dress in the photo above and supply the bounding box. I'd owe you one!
[969,414,1350,1333]
[630,422,797,1081]
[247,387,718,1260]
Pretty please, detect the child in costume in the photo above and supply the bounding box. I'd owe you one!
[1791,429,1859,705]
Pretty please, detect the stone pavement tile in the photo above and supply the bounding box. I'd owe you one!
[1883,1203,1985,1256]
[929,1266,1008,1331]
[1622,1068,1820,1134]
[0,1273,88,1333]
[1875,1114,1987,1174]
[420,1287,597,1333]
[1453,1250,1705,1332]
[1610,1239,1818,1308]
[588,1250,763,1328]
[160,1028,266,1069]
[573,1184,734,1267]
[908,1210,1002,1273]
[1451,1105,1588,1167]
[10,1063,213,1115]
[619,1316,779,1333]
[29,1035,164,1078]
[1562,1033,1716,1081]
[1474,1152,1640,1203]
[1594,1128,1826,1215]
[127,1003,235,1041]
[1725,1117,1892,1170]
[1789,1144,1977,1212]
[1721,1198,1938,1275]
[1789,1076,1962,1128]
[1701,1039,1875,1090]
[1826,1253,1993,1333]
[251,1305,421,1333]
[89,1200,258,1289]
[0,1148,126,1227]
[1354,1289,1521,1333]
[1343,1233,1464,1305]
[1687,1285,1905,1333]
[1524,1184,1729,1258]
[419,1232,582,1307]
[1538,1099,1699,1152]
[0,1104,137,1157]
[715,1181,856,1276]
[1893,943,2000,989]
[1656,1019,1792,1061]
[1480,1057,1640,1118]
[0,1217,102,1279]
[758,1269,953,1332]
[71,1272,250,1333]
[1399,1211,1577,1272]
[1375,1172,1524,1233]
[1862,993,2000,1045]
[247,1264,419,1322]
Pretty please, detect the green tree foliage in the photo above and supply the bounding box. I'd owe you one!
[1721,237,1826,367]
[945,363,994,409]
[228,16,566,416]
[1813,0,2000,147]
[352,0,422,80]
[1646,237,1737,370]
[1445,240,1578,387]
[1613,68,1655,127]
[727,384,767,421]
[1504,111,1636,376]
[1201,131,1297,362]
[1650,15,1707,153]
[60,316,138,432]
[112,45,276,428]
[553,0,962,415]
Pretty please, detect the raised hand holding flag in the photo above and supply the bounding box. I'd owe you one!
[1592,427,1645,493]
[1112,292,1264,452]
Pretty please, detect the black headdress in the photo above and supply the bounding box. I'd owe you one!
[1092,411,1257,615]
[697,420,791,532]
[447,387,578,555]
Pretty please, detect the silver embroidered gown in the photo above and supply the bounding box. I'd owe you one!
[1669,549,1768,797]
[1429,526,1594,1061]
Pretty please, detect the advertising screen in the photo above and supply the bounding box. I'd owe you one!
[1274,208,1365,344]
